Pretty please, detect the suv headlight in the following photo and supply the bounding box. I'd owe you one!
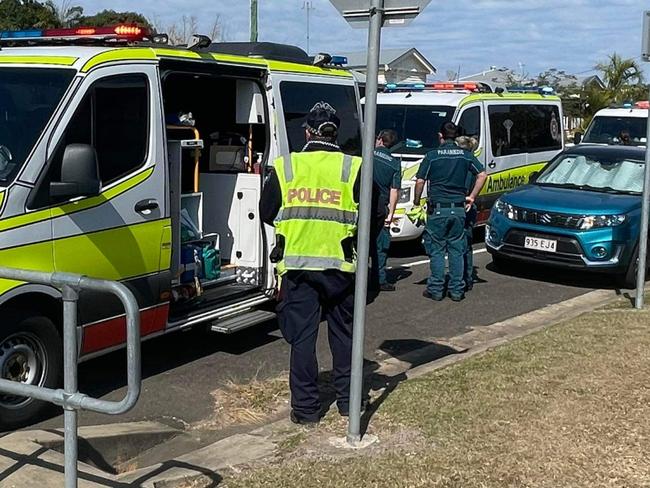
[398,187,412,204]
[493,198,516,220]
[578,215,626,230]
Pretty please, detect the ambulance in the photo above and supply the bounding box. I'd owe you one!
[371,82,565,241]
[0,25,362,428]
[575,101,648,146]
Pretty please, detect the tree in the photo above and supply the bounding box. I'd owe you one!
[53,0,81,27]
[0,0,60,29]
[596,53,645,102]
[77,9,152,29]
[162,14,229,46]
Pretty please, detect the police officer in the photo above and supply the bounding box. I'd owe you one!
[413,122,487,301]
[370,129,401,292]
[260,102,362,425]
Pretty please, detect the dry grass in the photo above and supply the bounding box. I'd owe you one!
[223,308,650,487]
[194,374,290,430]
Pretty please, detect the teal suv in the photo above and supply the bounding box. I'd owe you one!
[486,145,647,287]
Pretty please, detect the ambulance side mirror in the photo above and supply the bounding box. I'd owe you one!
[50,144,101,199]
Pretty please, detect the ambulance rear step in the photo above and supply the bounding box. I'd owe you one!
[210,309,276,334]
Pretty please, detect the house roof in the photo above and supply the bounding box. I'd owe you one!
[343,48,436,74]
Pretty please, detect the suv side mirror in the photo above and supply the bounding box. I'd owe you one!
[50,144,101,199]
[528,171,540,183]
[573,132,583,144]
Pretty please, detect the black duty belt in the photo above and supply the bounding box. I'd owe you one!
[429,202,466,208]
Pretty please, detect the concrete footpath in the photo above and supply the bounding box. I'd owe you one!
[0,288,622,488]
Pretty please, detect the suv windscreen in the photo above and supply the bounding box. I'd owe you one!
[375,105,454,155]
[537,153,645,194]
[583,116,647,145]
[0,68,75,184]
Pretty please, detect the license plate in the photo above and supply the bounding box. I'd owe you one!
[524,236,557,253]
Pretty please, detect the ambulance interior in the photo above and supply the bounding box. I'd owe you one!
[161,67,269,313]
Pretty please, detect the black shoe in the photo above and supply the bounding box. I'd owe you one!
[449,293,465,302]
[380,283,396,292]
[465,282,474,292]
[423,290,444,301]
[290,410,319,426]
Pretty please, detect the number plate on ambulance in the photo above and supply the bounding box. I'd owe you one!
[524,236,557,253]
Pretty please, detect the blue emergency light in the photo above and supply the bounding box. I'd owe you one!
[330,55,348,66]
[0,29,43,39]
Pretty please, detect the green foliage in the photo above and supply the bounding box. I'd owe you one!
[76,9,152,29]
[0,0,60,29]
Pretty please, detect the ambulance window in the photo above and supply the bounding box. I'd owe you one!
[488,104,562,156]
[458,106,481,142]
[52,74,149,186]
[279,81,361,156]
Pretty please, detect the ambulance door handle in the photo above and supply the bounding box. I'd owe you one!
[135,199,159,213]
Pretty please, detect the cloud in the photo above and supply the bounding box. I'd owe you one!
[75,0,650,78]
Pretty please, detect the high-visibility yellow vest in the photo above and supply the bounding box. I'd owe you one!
[274,151,362,275]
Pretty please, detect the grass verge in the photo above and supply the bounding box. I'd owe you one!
[223,306,650,487]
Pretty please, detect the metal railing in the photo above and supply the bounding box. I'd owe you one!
[0,267,142,488]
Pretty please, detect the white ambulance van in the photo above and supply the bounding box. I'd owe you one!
[0,25,361,428]
[576,102,648,146]
[369,83,565,241]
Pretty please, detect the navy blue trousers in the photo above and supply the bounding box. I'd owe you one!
[277,270,355,421]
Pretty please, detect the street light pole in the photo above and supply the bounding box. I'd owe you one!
[250,0,258,42]
[347,0,383,446]
[302,1,315,54]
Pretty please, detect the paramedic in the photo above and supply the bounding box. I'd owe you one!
[455,135,483,291]
[413,122,487,301]
[370,129,401,292]
[260,102,362,425]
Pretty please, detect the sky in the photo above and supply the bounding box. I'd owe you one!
[76,0,650,80]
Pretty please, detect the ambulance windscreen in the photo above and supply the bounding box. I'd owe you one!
[375,105,454,155]
[0,68,75,184]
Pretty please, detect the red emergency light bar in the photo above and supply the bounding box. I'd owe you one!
[0,24,149,43]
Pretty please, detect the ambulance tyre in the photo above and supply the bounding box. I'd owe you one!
[0,311,63,430]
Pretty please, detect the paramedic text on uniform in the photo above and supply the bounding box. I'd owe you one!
[370,129,401,293]
[413,122,487,302]
[260,102,362,425]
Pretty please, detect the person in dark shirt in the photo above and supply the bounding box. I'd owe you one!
[413,122,487,301]
[370,129,402,292]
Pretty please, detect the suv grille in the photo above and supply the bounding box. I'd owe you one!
[509,206,584,229]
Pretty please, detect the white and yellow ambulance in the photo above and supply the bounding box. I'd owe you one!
[0,25,362,428]
[369,82,565,240]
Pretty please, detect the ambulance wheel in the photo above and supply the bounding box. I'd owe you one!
[0,311,62,431]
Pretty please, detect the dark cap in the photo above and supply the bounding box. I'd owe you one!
[302,102,340,138]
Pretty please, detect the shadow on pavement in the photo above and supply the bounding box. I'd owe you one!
[0,444,223,487]
[16,319,282,431]
[485,260,625,291]
[316,338,461,436]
